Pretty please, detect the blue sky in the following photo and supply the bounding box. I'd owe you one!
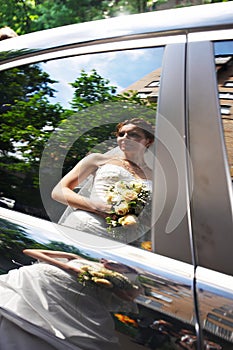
[41,47,164,108]
[214,41,233,55]
[40,40,233,109]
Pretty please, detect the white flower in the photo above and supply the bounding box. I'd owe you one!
[115,180,127,191]
[106,192,121,204]
[122,189,138,202]
[115,202,129,215]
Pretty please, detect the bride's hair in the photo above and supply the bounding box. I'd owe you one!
[115,118,155,142]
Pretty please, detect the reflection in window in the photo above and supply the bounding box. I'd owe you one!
[121,67,161,104]
[215,46,233,178]
[221,105,231,115]
[0,45,164,249]
[146,81,160,87]
[219,92,233,100]
[224,81,233,88]
[137,92,151,98]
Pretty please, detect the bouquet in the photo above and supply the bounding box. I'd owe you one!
[77,264,139,292]
[105,180,150,232]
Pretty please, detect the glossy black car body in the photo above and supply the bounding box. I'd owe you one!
[0,2,233,349]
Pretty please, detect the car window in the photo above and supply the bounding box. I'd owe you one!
[214,40,233,180]
[0,46,164,251]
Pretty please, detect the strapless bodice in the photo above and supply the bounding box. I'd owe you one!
[90,164,152,203]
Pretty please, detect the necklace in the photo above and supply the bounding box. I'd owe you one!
[117,158,148,179]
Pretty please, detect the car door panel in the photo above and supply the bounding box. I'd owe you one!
[0,4,232,350]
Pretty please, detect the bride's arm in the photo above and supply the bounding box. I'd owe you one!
[51,153,111,215]
[23,249,81,272]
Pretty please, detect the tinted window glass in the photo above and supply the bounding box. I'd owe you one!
[0,46,164,249]
[214,41,233,179]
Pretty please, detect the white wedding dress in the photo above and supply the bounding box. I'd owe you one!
[0,259,138,350]
[59,164,152,244]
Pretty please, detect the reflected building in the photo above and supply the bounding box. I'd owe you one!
[216,56,233,177]
[136,272,233,345]
[121,67,161,104]
[204,304,233,343]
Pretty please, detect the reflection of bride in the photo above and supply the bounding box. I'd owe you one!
[0,249,140,350]
[52,118,155,244]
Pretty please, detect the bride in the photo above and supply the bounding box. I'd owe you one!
[0,249,141,350]
[52,118,155,244]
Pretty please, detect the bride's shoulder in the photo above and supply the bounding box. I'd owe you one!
[83,153,109,166]
[83,153,122,171]
[91,153,120,166]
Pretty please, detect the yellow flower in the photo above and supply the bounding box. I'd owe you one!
[91,271,105,278]
[118,214,138,226]
[79,265,91,272]
[106,192,114,203]
[141,241,152,251]
[92,277,113,288]
[115,202,129,215]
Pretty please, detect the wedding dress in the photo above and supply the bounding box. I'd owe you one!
[59,163,152,244]
[0,259,138,350]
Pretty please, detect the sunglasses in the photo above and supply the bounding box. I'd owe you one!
[117,131,143,139]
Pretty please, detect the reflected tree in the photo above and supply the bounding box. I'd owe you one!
[0,0,153,35]
[70,69,117,111]
[0,219,44,271]
[0,218,87,273]
[0,64,64,215]
[0,0,229,35]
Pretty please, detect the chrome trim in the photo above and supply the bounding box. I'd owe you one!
[188,29,233,42]
[0,3,232,65]
[0,35,186,72]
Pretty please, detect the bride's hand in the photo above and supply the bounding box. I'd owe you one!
[92,201,112,218]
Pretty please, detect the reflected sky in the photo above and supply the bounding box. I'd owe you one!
[41,47,164,108]
[214,41,233,55]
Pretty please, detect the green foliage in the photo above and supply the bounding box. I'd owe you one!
[0,218,45,271]
[0,218,87,273]
[0,0,141,35]
[0,64,63,157]
[0,0,229,35]
[0,0,36,34]
[70,69,117,110]
[0,64,56,106]
[0,63,65,214]
[103,0,148,17]
[2,92,64,162]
